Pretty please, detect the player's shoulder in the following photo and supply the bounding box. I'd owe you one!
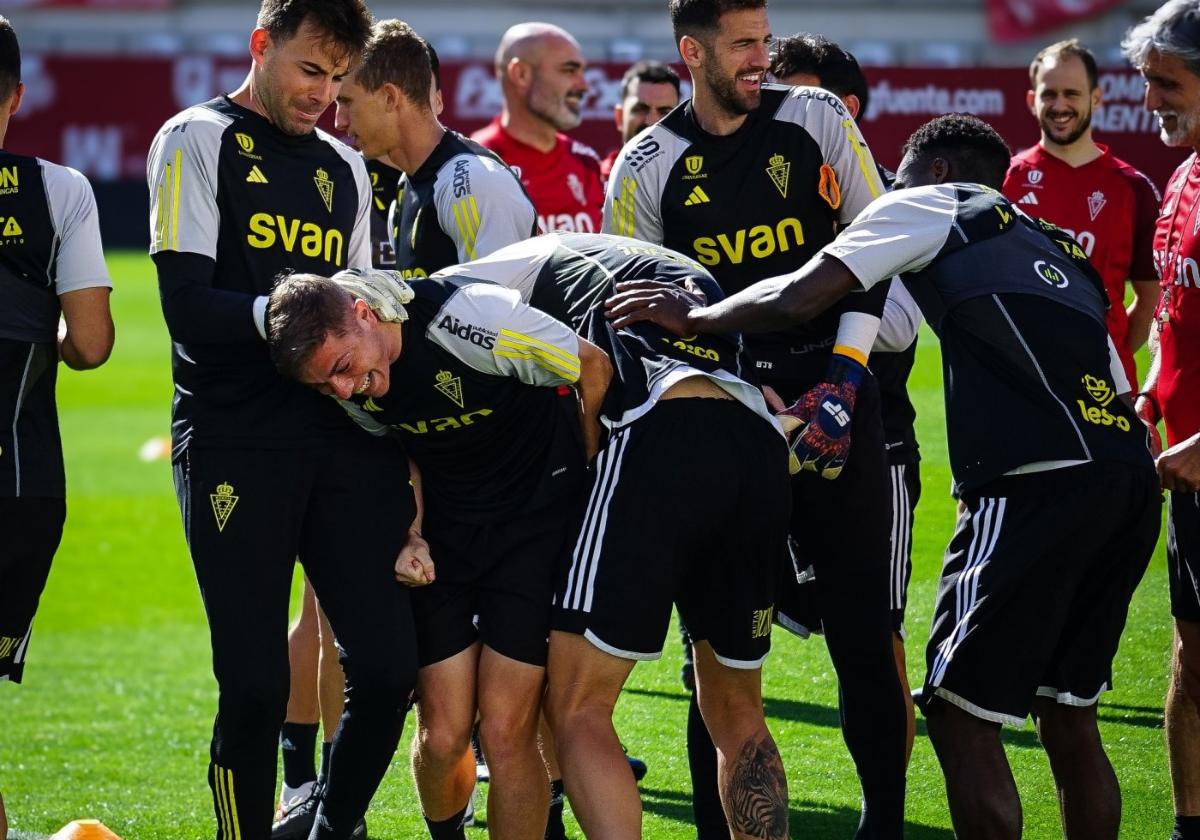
[151,99,234,153]
[610,116,691,180]
[35,157,95,199]
[1103,150,1162,202]
[470,119,504,150]
[314,127,369,176]
[770,83,852,128]
[562,135,602,170]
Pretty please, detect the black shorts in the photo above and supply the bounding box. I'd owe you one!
[919,461,1160,726]
[888,461,921,635]
[0,496,66,683]
[553,398,791,669]
[413,497,580,668]
[1169,490,1200,622]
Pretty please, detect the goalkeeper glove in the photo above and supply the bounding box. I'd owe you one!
[777,351,865,479]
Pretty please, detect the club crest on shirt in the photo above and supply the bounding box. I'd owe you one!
[1026,169,1043,186]
[766,153,791,198]
[314,168,334,213]
[567,173,587,207]
[1087,190,1106,222]
[435,370,465,408]
[210,482,239,533]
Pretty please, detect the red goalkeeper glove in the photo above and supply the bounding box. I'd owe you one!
[777,352,865,479]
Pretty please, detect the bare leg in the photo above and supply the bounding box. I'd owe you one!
[1170,621,1200,818]
[315,600,344,742]
[411,644,480,821]
[284,578,321,725]
[925,700,1021,840]
[893,633,915,766]
[544,630,639,840]
[477,647,549,839]
[692,641,787,840]
[1034,697,1118,839]
[0,790,8,838]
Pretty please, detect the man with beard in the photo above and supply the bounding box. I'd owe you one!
[147,2,419,837]
[600,61,682,181]
[473,23,605,234]
[604,1,906,835]
[1003,38,1160,388]
[1124,4,1200,838]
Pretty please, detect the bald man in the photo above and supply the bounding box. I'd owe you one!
[472,23,605,234]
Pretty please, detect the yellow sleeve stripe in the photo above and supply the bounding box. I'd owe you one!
[495,348,582,382]
[842,119,882,200]
[155,148,183,251]
[452,196,481,260]
[499,329,580,369]
[612,177,636,237]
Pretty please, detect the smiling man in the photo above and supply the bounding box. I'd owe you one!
[472,23,605,233]
[1002,39,1161,389]
[145,2,425,838]
[268,267,610,840]
[603,1,906,835]
[334,19,536,282]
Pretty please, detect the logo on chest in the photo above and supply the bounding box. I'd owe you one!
[567,173,587,207]
[314,168,334,213]
[435,370,465,408]
[766,154,791,198]
[1087,190,1106,221]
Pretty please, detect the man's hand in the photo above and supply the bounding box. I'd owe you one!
[396,531,435,586]
[1158,432,1200,493]
[1135,393,1163,458]
[605,279,705,334]
[778,354,865,480]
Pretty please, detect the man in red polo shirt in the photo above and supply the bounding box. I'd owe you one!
[473,22,605,234]
[1003,38,1160,388]
[1126,4,1200,839]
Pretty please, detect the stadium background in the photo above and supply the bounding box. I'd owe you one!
[0,1,1185,838]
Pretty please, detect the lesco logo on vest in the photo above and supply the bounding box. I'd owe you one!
[437,315,497,349]
[693,218,805,266]
[1077,374,1130,432]
[1034,260,1069,289]
[246,213,345,266]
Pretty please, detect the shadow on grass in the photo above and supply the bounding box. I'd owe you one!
[624,687,1044,748]
[1099,702,1164,730]
[639,786,954,838]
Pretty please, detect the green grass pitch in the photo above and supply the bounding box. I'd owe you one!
[0,251,1175,838]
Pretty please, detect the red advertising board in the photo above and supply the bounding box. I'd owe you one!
[6,56,1189,193]
[986,0,1126,43]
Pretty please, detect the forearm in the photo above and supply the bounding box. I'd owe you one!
[1126,281,1159,354]
[408,458,425,534]
[575,339,613,461]
[153,251,264,345]
[687,254,860,335]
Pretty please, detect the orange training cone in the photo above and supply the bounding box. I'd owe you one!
[49,819,123,839]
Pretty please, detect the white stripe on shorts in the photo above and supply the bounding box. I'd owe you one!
[889,464,912,611]
[930,496,1006,687]
[563,430,631,612]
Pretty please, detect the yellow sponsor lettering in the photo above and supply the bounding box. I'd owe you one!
[665,336,720,361]
[751,607,774,639]
[399,268,429,280]
[398,409,493,434]
[693,218,805,266]
[0,217,22,237]
[1076,400,1131,432]
[246,213,345,266]
[0,167,17,190]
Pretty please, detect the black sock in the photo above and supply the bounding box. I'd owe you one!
[317,739,333,786]
[1172,814,1200,840]
[425,806,468,840]
[545,779,567,840]
[280,721,319,789]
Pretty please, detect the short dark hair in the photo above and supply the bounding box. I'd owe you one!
[620,60,682,100]
[427,41,442,92]
[268,273,354,382]
[1029,38,1098,90]
[901,114,1012,190]
[354,19,432,108]
[668,0,767,46]
[0,16,20,102]
[256,0,374,64]
[770,33,869,121]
